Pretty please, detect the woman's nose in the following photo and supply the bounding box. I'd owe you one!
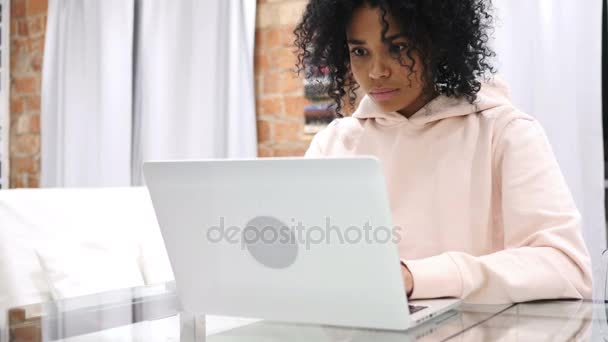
[369,57,390,79]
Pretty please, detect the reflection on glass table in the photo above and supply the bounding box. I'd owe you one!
[2,281,601,342]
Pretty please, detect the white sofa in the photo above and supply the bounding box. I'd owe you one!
[0,187,174,310]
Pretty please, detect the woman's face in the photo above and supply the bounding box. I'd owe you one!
[346,5,429,117]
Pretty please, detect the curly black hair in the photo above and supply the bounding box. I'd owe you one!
[294,0,496,116]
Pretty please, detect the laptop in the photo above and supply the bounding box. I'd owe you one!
[143,157,461,331]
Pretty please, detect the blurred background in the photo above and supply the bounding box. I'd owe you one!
[0,0,605,297]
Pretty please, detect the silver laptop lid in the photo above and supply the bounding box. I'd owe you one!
[143,157,410,330]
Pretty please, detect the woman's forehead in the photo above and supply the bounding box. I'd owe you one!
[346,5,402,39]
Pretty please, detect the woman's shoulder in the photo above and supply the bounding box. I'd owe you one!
[478,105,557,170]
[304,117,364,157]
[316,116,365,137]
[477,104,536,137]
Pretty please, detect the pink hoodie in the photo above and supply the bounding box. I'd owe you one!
[305,77,592,304]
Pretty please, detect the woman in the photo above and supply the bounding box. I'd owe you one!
[294,0,592,303]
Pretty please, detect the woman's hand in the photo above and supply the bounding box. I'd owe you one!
[401,262,414,297]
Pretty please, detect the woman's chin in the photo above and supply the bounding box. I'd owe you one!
[371,100,404,114]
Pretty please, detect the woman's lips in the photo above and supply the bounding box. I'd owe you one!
[369,88,400,102]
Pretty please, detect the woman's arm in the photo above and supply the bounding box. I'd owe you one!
[404,118,593,304]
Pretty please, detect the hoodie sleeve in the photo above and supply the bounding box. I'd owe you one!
[304,119,341,157]
[304,133,324,157]
[406,118,593,303]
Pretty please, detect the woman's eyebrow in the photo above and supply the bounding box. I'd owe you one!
[347,38,366,45]
[384,33,407,41]
[347,33,407,45]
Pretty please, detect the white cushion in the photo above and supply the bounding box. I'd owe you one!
[0,205,50,309]
[0,187,172,309]
[36,241,145,300]
[138,236,175,286]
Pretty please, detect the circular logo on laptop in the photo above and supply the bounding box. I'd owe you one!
[242,216,298,269]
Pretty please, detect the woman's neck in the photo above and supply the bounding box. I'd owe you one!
[397,91,438,118]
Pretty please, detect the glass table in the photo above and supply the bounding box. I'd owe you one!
[2,282,603,341]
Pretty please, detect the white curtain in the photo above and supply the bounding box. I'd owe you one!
[131,0,257,184]
[492,0,605,300]
[41,0,134,187]
[41,0,257,187]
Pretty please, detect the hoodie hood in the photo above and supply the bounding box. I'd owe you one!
[351,76,513,126]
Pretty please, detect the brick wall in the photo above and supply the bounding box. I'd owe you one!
[6,0,310,189]
[255,0,311,157]
[9,0,47,188]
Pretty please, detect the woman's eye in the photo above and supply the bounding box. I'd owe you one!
[350,47,367,57]
[389,43,408,54]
